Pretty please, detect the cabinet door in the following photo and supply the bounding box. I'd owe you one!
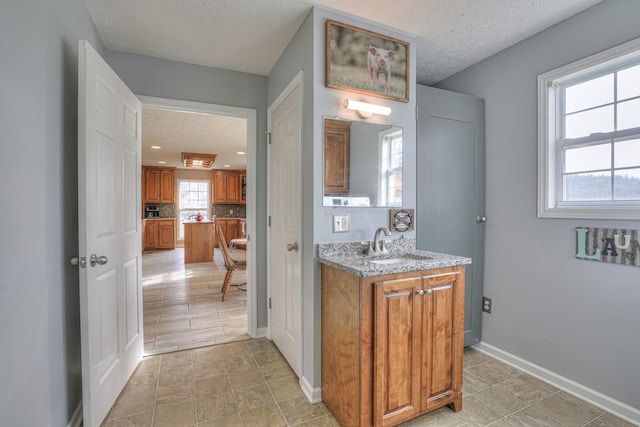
[144,220,158,249]
[374,277,422,426]
[157,220,175,249]
[227,220,239,241]
[323,119,351,194]
[144,169,161,203]
[240,172,247,204]
[420,271,464,412]
[213,171,227,203]
[159,169,175,203]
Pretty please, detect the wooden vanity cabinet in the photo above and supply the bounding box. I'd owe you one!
[323,118,351,194]
[143,166,175,203]
[321,264,465,427]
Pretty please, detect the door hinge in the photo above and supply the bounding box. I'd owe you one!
[268,216,271,226]
[416,104,419,120]
[268,297,272,309]
[265,131,271,144]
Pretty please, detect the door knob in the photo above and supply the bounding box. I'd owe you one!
[90,254,108,267]
[69,256,86,268]
[476,215,487,223]
[286,242,299,252]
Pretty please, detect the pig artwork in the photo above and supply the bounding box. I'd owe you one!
[367,45,395,91]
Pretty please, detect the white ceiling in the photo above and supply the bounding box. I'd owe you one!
[142,107,247,170]
[82,0,601,168]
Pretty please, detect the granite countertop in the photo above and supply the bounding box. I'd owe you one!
[316,238,471,277]
[144,217,176,220]
[184,220,213,224]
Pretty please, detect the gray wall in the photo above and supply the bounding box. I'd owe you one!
[0,0,102,425]
[436,0,640,409]
[104,50,269,328]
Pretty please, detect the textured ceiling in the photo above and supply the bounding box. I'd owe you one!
[142,108,247,170]
[82,0,601,85]
[83,0,602,168]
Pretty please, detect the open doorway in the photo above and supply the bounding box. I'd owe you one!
[139,96,257,355]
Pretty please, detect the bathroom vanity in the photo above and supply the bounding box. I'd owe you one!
[317,240,471,427]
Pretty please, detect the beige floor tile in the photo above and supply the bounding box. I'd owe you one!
[156,382,195,408]
[495,374,558,405]
[404,406,470,426]
[278,396,326,426]
[458,396,503,426]
[503,405,566,426]
[152,400,196,427]
[197,413,243,426]
[295,415,342,427]
[593,413,637,427]
[196,392,237,422]
[465,359,522,385]
[472,385,529,417]
[239,404,287,427]
[110,389,156,418]
[268,376,304,402]
[195,374,233,398]
[106,411,153,427]
[160,350,193,369]
[158,365,193,388]
[534,391,605,426]
[228,366,266,391]
[234,384,276,413]
[461,371,492,396]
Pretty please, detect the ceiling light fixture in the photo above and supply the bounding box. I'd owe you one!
[343,99,392,119]
[158,161,166,164]
[150,145,161,149]
[182,152,217,169]
[224,164,230,168]
[237,151,246,155]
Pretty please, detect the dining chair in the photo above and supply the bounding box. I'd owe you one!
[214,219,247,301]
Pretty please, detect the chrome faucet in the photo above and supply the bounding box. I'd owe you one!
[368,226,391,255]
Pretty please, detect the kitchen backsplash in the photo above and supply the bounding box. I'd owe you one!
[156,204,175,218]
[213,204,246,219]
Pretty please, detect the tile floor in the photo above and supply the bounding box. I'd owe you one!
[142,247,248,355]
[102,339,636,427]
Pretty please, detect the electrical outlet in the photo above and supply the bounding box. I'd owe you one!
[333,214,350,233]
[230,209,233,215]
[482,297,492,314]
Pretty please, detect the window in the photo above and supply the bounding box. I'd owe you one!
[178,180,210,239]
[538,38,640,220]
[379,127,403,207]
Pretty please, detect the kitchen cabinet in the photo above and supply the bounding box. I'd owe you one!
[321,264,465,427]
[143,219,176,250]
[323,118,351,194]
[212,170,246,204]
[184,221,214,263]
[143,166,175,203]
[214,218,243,247]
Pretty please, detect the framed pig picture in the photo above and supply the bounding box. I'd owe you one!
[326,19,409,103]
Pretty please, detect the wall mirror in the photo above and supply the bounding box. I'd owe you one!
[323,117,402,207]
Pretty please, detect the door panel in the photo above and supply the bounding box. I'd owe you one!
[416,85,485,346]
[78,40,143,427]
[268,79,302,376]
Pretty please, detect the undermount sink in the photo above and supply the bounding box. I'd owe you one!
[367,253,433,265]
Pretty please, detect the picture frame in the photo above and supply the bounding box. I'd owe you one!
[326,19,410,103]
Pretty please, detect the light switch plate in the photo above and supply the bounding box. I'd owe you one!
[333,214,350,233]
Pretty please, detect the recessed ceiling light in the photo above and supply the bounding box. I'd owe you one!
[224,164,231,168]
[151,145,161,149]
[237,151,246,155]
[158,161,166,164]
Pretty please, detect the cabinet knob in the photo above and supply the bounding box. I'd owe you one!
[416,289,425,296]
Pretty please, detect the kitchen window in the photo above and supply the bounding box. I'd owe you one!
[538,37,640,219]
[178,179,210,239]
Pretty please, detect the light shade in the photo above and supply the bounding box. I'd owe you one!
[343,99,392,118]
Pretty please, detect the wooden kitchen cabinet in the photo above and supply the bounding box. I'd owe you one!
[212,170,246,204]
[323,118,351,194]
[143,219,176,250]
[214,218,242,247]
[321,264,465,427]
[143,166,175,203]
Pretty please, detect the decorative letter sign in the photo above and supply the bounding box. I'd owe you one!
[576,227,640,267]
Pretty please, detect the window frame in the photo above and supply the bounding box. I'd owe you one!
[538,37,640,220]
[177,179,211,240]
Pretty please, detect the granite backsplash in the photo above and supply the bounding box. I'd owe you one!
[145,203,175,218]
[212,204,246,219]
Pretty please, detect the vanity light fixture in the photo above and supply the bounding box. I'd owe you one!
[343,99,392,119]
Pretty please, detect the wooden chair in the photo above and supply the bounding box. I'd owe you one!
[214,219,246,301]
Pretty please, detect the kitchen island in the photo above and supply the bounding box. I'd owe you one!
[184,220,214,263]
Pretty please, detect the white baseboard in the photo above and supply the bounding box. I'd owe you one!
[254,326,267,338]
[300,375,322,404]
[474,342,640,426]
[67,401,82,427]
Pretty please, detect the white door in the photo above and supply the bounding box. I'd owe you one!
[78,40,143,427]
[268,75,302,376]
